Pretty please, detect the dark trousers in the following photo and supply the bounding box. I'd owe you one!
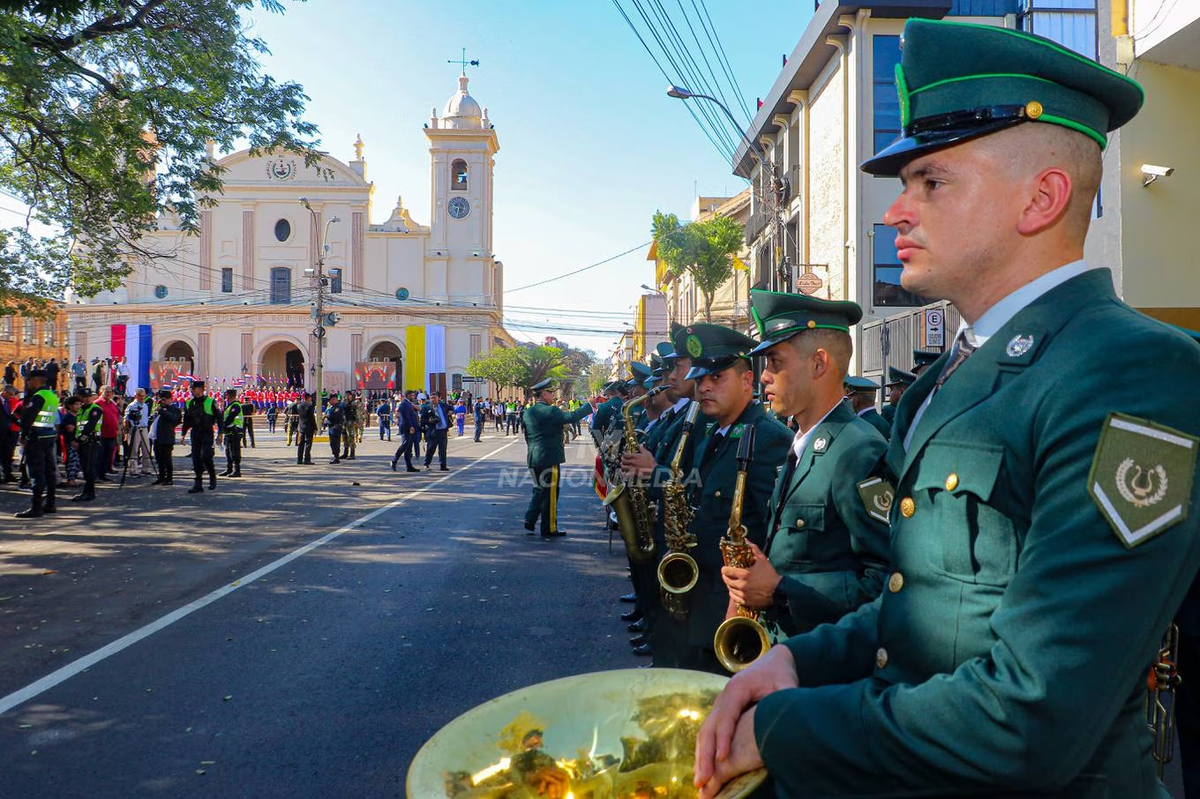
[153,440,174,482]
[423,428,447,468]
[78,441,97,496]
[25,435,56,507]
[100,436,117,475]
[1178,631,1200,798]
[506,415,518,435]
[74,374,86,391]
[473,420,483,442]
[0,429,14,479]
[328,426,342,460]
[393,430,416,468]
[495,414,504,432]
[224,432,242,472]
[379,418,391,440]
[525,464,560,534]
[296,429,313,463]
[190,432,215,480]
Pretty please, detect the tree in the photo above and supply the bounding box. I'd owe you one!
[0,0,321,312]
[585,362,610,397]
[467,346,525,394]
[652,209,744,322]
[518,345,568,392]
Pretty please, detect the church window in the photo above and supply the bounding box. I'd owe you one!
[221,267,234,293]
[270,267,292,304]
[0,317,10,341]
[22,318,34,343]
[451,159,468,191]
[329,267,343,294]
[274,218,292,242]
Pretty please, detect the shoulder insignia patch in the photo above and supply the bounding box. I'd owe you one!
[1089,412,1197,549]
[857,476,896,524]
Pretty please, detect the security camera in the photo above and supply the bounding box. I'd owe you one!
[1142,164,1175,187]
[304,268,315,276]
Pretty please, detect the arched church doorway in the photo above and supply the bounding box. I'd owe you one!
[261,340,305,388]
[367,341,403,400]
[164,340,195,362]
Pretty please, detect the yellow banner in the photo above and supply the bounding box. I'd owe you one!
[733,256,748,272]
[405,326,425,392]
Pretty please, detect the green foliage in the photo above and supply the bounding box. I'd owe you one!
[468,345,575,394]
[0,0,322,311]
[651,209,744,322]
[586,362,610,396]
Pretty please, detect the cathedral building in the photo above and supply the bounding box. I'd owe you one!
[65,74,510,396]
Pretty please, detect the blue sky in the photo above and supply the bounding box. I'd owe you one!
[243,1,812,356]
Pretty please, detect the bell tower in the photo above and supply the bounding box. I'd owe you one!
[425,72,499,303]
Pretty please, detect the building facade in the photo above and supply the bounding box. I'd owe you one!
[731,0,1111,373]
[0,304,69,379]
[65,74,509,396]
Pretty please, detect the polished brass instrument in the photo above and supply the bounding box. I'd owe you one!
[658,402,702,618]
[713,425,771,674]
[406,668,766,798]
[602,386,667,565]
[1147,623,1182,778]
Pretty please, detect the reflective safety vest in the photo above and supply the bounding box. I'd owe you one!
[187,396,217,418]
[224,403,243,430]
[32,389,59,433]
[76,402,101,442]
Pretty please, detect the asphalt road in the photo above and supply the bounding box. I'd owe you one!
[0,424,636,797]
[0,423,1187,797]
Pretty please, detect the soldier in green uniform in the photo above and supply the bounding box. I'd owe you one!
[180,380,223,494]
[220,389,244,477]
[720,292,891,643]
[912,348,942,376]
[522,378,594,537]
[695,19,1200,798]
[659,323,792,673]
[590,380,624,446]
[879,365,914,425]
[845,375,891,438]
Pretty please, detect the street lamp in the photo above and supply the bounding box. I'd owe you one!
[299,197,340,429]
[666,84,792,293]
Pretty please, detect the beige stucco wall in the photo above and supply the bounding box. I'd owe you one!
[1116,60,1200,326]
[808,56,846,303]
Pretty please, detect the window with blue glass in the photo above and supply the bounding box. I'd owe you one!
[872,36,902,156]
[949,0,1020,15]
[329,267,343,294]
[221,267,233,293]
[270,266,291,305]
[873,225,928,307]
[1019,0,1097,60]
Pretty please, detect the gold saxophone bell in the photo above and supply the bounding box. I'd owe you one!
[406,668,767,799]
[658,550,699,595]
[714,614,772,674]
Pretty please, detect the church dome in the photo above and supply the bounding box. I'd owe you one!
[441,74,483,130]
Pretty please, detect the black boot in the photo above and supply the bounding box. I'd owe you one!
[232,466,241,478]
[15,498,43,518]
[188,478,204,494]
[42,499,56,514]
[208,470,217,490]
[220,465,232,477]
[71,491,95,502]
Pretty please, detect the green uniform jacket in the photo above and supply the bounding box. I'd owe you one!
[523,400,592,469]
[591,396,623,440]
[857,406,892,439]
[879,403,896,425]
[683,402,792,649]
[762,400,891,640]
[755,269,1200,797]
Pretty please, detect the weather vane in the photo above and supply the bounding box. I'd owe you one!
[447,47,479,75]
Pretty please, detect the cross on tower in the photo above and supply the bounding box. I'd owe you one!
[447,47,479,75]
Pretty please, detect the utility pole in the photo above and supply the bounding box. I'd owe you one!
[300,197,340,430]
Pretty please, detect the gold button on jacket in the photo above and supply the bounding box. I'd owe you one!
[899,496,915,517]
[945,473,959,491]
[875,647,889,669]
[888,572,904,593]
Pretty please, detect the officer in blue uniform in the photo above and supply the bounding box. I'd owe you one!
[696,18,1200,798]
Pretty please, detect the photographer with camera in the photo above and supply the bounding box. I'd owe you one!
[124,388,153,478]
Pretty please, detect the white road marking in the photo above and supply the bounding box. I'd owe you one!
[0,438,521,716]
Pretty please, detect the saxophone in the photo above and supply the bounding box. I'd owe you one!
[602,386,666,564]
[713,425,771,673]
[658,401,702,619]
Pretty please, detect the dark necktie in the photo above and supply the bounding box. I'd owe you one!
[933,331,977,394]
[701,431,725,468]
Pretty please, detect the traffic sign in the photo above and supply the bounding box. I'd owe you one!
[924,308,945,348]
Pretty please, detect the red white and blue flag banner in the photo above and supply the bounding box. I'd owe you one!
[111,324,152,397]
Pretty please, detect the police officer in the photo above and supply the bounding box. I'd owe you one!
[150,387,181,485]
[377,396,392,441]
[845,375,891,439]
[71,386,103,502]
[15,369,59,518]
[695,19,1200,798]
[325,393,345,464]
[294,391,316,465]
[221,388,244,477]
[180,380,222,493]
[721,292,891,643]
[522,379,593,537]
[473,399,485,442]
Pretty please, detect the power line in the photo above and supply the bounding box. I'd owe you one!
[503,241,651,294]
[695,0,754,124]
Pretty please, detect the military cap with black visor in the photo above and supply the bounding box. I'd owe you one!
[680,324,758,380]
[747,289,863,357]
[862,18,1144,177]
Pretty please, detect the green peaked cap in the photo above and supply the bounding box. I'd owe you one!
[845,375,881,392]
[885,366,917,387]
[863,18,1144,176]
[681,323,758,380]
[748,289,863,356]
[531,378,554,391]
[913,349,942,367]
[630,361,652,381]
